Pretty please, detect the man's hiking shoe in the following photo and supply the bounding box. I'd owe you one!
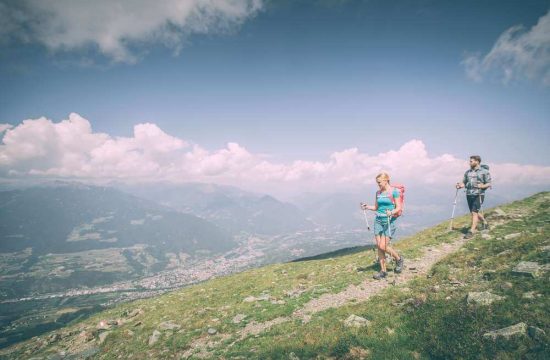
[395,256,404,273]
[464,232,475,239]
[373,271,387,280]
[482,221,489,230]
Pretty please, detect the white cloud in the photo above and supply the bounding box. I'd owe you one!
[2,113,550,197]
[0,124,13,133]
[2,0,263,63]
[463,10,550,85]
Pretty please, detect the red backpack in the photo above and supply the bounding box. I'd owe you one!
[387,184,405,218]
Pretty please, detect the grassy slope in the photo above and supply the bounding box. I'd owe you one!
[2,192,549,359]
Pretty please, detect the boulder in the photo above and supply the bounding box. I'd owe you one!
[343,314,370,328]
[527,326,546,342]
[98,331,111,345]
[148,330,162,346]
[512,261,542,278]
[483,322,527,341]
[158,321,181,331]
[232,314,247,324]
[504,233,521,240]
[494,208,507,216]
[467,291,505,306]
[207,328,218,335]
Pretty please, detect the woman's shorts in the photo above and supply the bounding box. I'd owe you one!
[467,195,485,213]
[374,216,396,238]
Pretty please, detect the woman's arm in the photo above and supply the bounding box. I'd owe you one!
[392,194,402,215]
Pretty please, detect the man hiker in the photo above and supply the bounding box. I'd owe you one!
[456,155,492,239]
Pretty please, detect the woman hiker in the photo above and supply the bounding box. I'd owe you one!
[361,172,404,280]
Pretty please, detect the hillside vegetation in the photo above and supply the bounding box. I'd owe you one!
[2,192,548,359]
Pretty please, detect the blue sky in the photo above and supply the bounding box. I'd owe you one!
[0,0,549,197]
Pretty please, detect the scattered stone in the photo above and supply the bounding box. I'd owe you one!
[158,321,181,331]
[98,331,111,344]
[500,282,513,290]
[504,233,521,240]
[79,330,95,342]
[232,314,246,324]
[288,352,300,360]
[124,329,134,337]
[483,322,527,341]
[494,208,507,216]
[243,296,257,303]
[497,249,513,257]
[512,261,543,278]
[522,291,537,299]
[123,308,143,318]
[284,285,307,298]
[97,320,112,330]
[207,328,218,335]
[481,233,492,240]
[148,330,161,346]
[47,333,60,343]
[348,347,371,359]
[257,293,271,301]
[343,314,370,328]
[540,245,550,252]
[74,346,101,359]
[271,300,286,305]
[467,291,505,306]
[527,326,546,342]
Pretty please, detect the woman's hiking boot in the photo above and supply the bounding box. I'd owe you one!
[373,271,387,280]
[395,256,404,273]
[464,231,475,239]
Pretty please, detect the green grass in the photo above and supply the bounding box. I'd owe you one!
[2,192,549,359]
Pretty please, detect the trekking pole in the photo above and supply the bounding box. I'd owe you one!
[478,191,486,230]
[361,207,371,231]
[386,211,397,285]
[449,188,459,231]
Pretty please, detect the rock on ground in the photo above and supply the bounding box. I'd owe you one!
[467,291,505,306]
[483,322,528,341]
[512,261,543,278]
[343,315,370,328]
[148,330,162,346]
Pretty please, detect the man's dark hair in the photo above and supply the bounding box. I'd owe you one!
[470,155,481,163]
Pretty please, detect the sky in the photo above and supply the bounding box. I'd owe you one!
[0,0,549,199]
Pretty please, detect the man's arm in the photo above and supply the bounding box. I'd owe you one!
[456,172,467,189]
[478,171,492,189]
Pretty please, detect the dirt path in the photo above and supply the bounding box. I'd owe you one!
[292,234,469,323]
[220,232,472,350]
